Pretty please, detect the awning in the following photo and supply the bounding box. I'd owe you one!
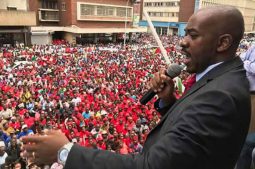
[31,31,49,35]
[31,26,147,34]
[245,31,255,34]
[65,27,147,34]
[0,29,28,33]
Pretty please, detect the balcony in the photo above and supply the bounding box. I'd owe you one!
[39,9,60,22]
[0,10,36,26]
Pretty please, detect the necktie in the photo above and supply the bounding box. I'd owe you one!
[183,74,196,93]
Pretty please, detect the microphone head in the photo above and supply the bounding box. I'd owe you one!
[166,63,183,78]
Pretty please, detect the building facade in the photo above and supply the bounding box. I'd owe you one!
[195,0,255,33]
[139,0,195,36]
[140,0,255,36]
[0,0,36,46]
[29,0,146,45]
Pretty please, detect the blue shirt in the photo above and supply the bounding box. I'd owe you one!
[82,112,91,119]
[17,129,34,139]
[196,62,223,82]
[240,45,255,92]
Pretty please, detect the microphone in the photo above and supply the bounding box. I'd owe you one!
[140,63,184,105]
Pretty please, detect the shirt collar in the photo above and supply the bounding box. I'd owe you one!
[196,62,223,82]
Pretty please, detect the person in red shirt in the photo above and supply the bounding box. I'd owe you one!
[115,119,124,133]
[96,136,106,150]
[9,116,20,131]
[118,140,129,154]
[23,112,34,128]
[85,135,96,148]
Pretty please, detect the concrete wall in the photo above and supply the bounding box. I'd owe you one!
[143,0,180,22]
[0,11,36,26]
[0,0,28,10]
[199,0,255,32]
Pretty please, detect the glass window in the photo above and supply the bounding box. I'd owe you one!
[41,11,59,20]
[62,2,66,11]
[106,7,114,16]
[41,0,58,9]
[145,3,152,7]
[116,7,126,17]
[97,6,104,15]
[162,27,168,35]
[97,6,114,16]
[156,27,161,35]
[79,3,132,19]
[116,7,131,17]
[81,4,94,16]
[7,7,17,10]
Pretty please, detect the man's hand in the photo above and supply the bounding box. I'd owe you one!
[148,69,176,105]
[21,130,70,165]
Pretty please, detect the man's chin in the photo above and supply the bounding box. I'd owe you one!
[185,66,196,74]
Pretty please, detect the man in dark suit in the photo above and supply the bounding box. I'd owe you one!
[22,6,251,169]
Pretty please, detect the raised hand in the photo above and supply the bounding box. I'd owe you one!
[21,130,69,165]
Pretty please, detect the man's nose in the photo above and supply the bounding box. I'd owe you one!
[179,39,188,48]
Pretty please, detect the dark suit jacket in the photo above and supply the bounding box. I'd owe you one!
[65,57,251,169]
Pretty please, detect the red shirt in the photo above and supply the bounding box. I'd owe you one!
[9,121,20,130]
[97,142,106,150]
[24,117,35,128]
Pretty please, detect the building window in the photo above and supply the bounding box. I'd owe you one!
[41,11,59,20]
[97,6,104,15]
[79,3,133,20]
[41,0,58,9]
[7,6,17,10]
[106,7,114,16]
[155,12,179,17]
[156,27,161,35]
[145,2,152,7]
[116,7,126,17]
[116,7,131,17]
[62,2,66,11]
[97,6,114,16]
[148,12,164,17]
[165,1,180,7]
[80,4,94,16]
[162,27,168,35]
[153,2,163,7]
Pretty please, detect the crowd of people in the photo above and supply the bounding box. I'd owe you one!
[0,33,253,168]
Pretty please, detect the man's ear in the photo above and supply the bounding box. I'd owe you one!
[217,34,233,52]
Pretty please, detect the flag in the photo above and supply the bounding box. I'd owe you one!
[175,77,185,95]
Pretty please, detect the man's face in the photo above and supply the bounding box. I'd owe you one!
[25,113,29,118]
[180,11,218,73]
[23,127,28,132]
[102,133,108,139]
[0,147,5,156]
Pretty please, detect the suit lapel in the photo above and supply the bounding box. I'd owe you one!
[147,57,244,136]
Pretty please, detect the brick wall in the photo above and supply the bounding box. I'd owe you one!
[179,0,195,22]
[30,0,132,28]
